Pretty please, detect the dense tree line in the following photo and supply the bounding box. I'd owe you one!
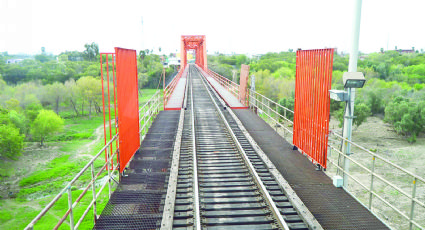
[209,50,425,142]
[0,44,175,160]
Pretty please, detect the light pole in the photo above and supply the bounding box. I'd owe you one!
[342,0,363,187]
[329,0,365,188]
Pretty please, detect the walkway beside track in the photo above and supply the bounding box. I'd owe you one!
[94,111,180,229]
[233,109,389,230]
[165,68,188,110]
[198,68,247,109]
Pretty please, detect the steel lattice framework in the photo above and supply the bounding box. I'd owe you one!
[181,35,207,70]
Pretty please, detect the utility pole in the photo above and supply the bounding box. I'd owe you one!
[342,0,362,187]
[141,17,144,51]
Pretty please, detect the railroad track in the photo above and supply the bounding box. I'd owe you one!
[165,64,316,230]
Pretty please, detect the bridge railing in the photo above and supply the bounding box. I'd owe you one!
[247,90,425,230]
[326,132,425,230]
[248,89,294,135]
[24,135,120,230]
[25,91,163,230]
[139,90,162,139]
[206,68,240,98]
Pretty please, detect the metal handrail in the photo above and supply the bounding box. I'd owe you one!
[206,68,239,97]
[25,91,163,230]
[202,68,251,106]
[327,132,424,229]
[25,135,119,230]
[139,90,162,139]
[246,89,424,230]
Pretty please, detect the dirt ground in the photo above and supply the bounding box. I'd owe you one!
[329,116,425,178]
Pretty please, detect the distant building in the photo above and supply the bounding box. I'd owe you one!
[6,59,23,64]
[168,57,181,67]
[397,49,415,54]
[392,46,416,54]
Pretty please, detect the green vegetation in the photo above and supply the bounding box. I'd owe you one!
[209,50,425,142]
[0,45,165,229]
[0,124,24,159]
[31,110,64,146]
[0,44,173,158]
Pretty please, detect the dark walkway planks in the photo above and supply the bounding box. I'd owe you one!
[94,111,180,230]
[233,109,389,230]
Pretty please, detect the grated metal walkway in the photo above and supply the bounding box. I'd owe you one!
[94,111,180,230]
[165,68,188,110]
[233,109,389,230]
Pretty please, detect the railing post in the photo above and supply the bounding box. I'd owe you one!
[143,108,147,137]
[105,148,112,198]
[67,186,75,230]
[409,177,417,230]
[90,163,97,223]
[267,99,270,118]
[368,156,376,209]
[262,97,265,114]
[275,103,278,121]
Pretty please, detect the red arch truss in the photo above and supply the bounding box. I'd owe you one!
[181,35,207,70]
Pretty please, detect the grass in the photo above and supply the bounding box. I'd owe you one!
[59,140,92,152]
[0,89,159,229]
[139,89,160,105]
[0,188,112,230]
[46,115,105,142]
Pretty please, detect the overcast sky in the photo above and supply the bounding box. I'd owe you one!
[1,0,424,55]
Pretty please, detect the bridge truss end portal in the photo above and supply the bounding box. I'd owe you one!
[181,35,207,70]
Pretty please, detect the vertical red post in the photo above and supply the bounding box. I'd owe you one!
[106,54,114,169]
[239,64,250,106]
[100,54,108,169]
[202,36,207,70]
[112,53,119,161]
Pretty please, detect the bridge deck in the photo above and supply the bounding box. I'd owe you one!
[233,109,389,230]
[165,69,188,110]
[94,111,180,229]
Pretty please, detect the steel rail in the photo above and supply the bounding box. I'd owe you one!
[201,68,323,229]
[189,69,202,230]
[195,66,291,230]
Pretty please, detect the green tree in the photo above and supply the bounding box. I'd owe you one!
[76,76,102,118]
[394,102,425,143]
[335,103,371,128]
[31,110,64,146]
[8,110,28,135]
[25,101,43,122]
[0,124,24,159]
[64,79,81,116]
[83,42,99,61]
[34,54,50,63]
[278,97,294,121]
[353,103,371,127]
[3,64,28,84]
[5,98,21,111]
[385,97,425,143]
[42,82,66,114]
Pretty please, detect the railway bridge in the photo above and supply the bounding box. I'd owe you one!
[25,36,424,230]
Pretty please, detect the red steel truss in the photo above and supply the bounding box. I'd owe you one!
[181,35,207,70]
